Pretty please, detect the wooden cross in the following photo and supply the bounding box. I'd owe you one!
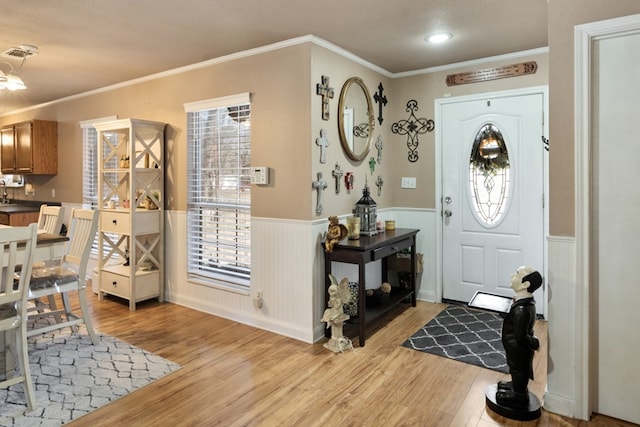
[374,82,387,125]
[316,75,334,121]
[331,163,343,194]
[312,172,328,215]
[376,176,384,197]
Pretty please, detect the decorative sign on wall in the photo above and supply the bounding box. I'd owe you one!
[391,100,435,163]
[445,61,537,86]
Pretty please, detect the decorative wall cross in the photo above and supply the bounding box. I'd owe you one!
[315,129,329,163]
[369,157,376,175]
[332,163,343,194]
[391,99,435,163]
[375,135,383,164]
[375,176,384,197]
[316,75,334,121]
[374,82,387,125]
[312,172,328,215]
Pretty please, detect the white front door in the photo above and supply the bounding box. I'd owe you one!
[439,91,546,314]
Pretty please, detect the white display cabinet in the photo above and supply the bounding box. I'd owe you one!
[94,119,165,311]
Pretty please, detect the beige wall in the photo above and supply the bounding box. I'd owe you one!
[389,52,549,209]
[0,44,314,220]
[548,1,640,236]
[310,45,392,218]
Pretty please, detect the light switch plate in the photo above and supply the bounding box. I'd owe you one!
[401,177,416,189]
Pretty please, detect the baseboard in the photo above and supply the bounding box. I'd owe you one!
[543,392,577,419]
[166,292,315,344]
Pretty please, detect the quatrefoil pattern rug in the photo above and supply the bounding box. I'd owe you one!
[402,305,508,373]
[0,321,181,426]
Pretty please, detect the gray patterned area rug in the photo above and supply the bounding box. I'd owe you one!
[402,305,508,373]
[0,321,181,426]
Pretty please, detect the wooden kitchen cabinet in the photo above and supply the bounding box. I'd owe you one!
[0,211,40,226]
[0,120,58,174]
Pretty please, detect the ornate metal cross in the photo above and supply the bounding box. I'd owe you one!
[312,172,328,215]
[373,82,387,125]
[332,163,343,194]
[391,99,435,163]
[375,176,384,197]
[316,75,334,121]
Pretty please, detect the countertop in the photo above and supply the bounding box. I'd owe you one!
[0,200,61,214]
[0,204,41,214]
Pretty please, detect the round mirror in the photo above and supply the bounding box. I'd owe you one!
[338,77,375,162]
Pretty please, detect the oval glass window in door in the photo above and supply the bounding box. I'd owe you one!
[468,124,511,226]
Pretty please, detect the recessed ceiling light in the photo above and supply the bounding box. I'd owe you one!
[427,32,453,44]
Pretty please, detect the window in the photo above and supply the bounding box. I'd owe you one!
[184,94,251,289]
[468,123,511,226]
[80,116,118,209]
[80,116,117,256]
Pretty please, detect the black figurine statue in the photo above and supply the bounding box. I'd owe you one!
[496,266,542,408]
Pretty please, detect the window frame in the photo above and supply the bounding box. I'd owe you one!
[184,93,252,292]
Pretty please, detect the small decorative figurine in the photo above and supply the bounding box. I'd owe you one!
[332,163,343,194]
[315,129,330,164]
[324,216,348,253]
[486,266,543,421]
[322,274,353,353]
[312,172,328,215]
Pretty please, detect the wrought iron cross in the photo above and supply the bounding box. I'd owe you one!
[316,75,334,121]
[374,82,387,125]
[391,99,435,163]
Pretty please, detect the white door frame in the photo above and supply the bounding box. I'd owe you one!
[434,86,549,319]
[575,13,640,421]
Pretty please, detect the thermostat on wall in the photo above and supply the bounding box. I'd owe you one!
[250,167,270,185]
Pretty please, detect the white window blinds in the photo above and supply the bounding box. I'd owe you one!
[185,94,251,287]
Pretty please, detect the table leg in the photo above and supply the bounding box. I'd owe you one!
[358,260,366,346]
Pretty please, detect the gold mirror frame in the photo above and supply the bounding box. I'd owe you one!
[338,77,375,162]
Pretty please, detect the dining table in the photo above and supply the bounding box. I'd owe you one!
[0,225,69,266]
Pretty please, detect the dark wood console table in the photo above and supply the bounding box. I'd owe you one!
[323,228,419,346]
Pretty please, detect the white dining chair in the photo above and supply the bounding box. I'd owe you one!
[26,208,99,345]
[37,204,65,235]
[0,223,38,411]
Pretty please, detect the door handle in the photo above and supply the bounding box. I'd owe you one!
[443,209,453,218]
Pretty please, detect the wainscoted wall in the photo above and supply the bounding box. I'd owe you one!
[163,207,437,344]
[544,235,577,417]
[165,212,317,343]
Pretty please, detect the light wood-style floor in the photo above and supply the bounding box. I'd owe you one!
[59,290,633,427]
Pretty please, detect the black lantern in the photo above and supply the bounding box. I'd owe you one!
[353,182,378,236]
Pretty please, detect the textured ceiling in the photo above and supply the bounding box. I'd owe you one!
[0,0,548,114]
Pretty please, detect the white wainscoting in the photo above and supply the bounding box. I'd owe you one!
[163,208,436,344]
[544,235,577,418]
[165,211,317,343]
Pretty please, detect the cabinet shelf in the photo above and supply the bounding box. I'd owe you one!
[95,118,165,311]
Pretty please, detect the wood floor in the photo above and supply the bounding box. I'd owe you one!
[60,290,633,427]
